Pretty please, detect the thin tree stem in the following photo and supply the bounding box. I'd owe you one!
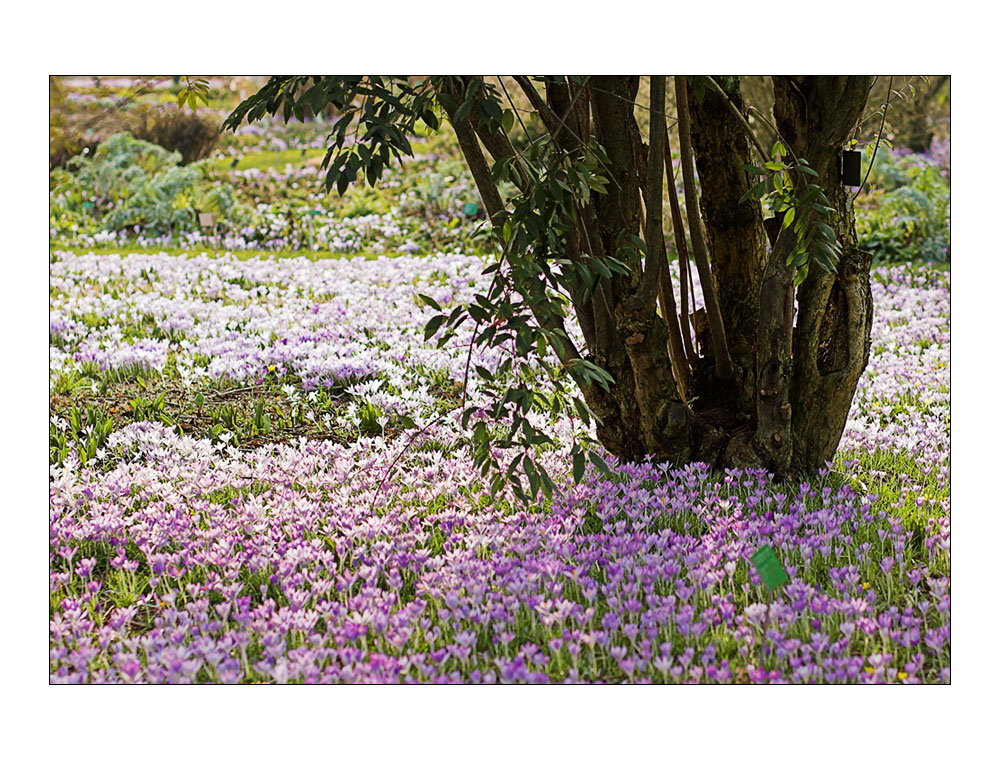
[675,76,734,381]
[663,116,696,365]
[640,76,665,307]
[642,77,690,393]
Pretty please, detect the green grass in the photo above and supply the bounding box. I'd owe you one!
[208,148,327,173]
[52,243,493,264]
[835,447,949,530]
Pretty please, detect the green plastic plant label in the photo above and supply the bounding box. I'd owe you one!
[463,202,479,216]
[751,545,789,591]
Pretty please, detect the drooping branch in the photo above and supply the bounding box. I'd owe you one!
[437,79,589,373]
[674,76,734,381]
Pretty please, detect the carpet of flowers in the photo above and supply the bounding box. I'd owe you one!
[49,249,950,684]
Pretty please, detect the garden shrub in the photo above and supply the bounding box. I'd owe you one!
[855,144,950,265]
[125,104,220,164]
[53,133,247,236]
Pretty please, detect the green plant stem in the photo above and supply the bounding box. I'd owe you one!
[854,76,893,201]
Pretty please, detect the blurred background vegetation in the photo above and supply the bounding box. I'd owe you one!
[49,75,949,266]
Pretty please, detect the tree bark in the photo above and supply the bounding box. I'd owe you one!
[773,76,875,474]
[675,77,734,383]
[589,76,691,457]
[437,75,874,479]
[688,75,769,412]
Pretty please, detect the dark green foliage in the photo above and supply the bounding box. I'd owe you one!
[223,77,444,195]
[225,76,616,503]
[856,150,950,264]
[741,150,841,286]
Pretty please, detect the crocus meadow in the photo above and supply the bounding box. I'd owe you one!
[49,249,950,684]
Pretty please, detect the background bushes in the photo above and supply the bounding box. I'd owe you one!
[51,133,246,236]
[855,142,950,265]
[125,104,220,164]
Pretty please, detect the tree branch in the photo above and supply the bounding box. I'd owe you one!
[513,76,569,148]
[455,77,531,193]
[639,77,690,395]
[675,76,734,381]
[662,119,697,365]
[438,79,585,368]
[640,76,665,307]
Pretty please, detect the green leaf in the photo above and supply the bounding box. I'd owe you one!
[793,265,809,287]
[418,293,442,311]
[523,457,540,498]
[590,257,612,279]
[423,314,446,341]
[455,94,475,123]
[502,109,515,134]
[537,466,554,500]
[572,450,586,483]
[588,451,612,477]
[739,180,768,205]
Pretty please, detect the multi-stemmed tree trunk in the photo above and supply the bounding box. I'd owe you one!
[228,75,876,480]
[440,75,875,478]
